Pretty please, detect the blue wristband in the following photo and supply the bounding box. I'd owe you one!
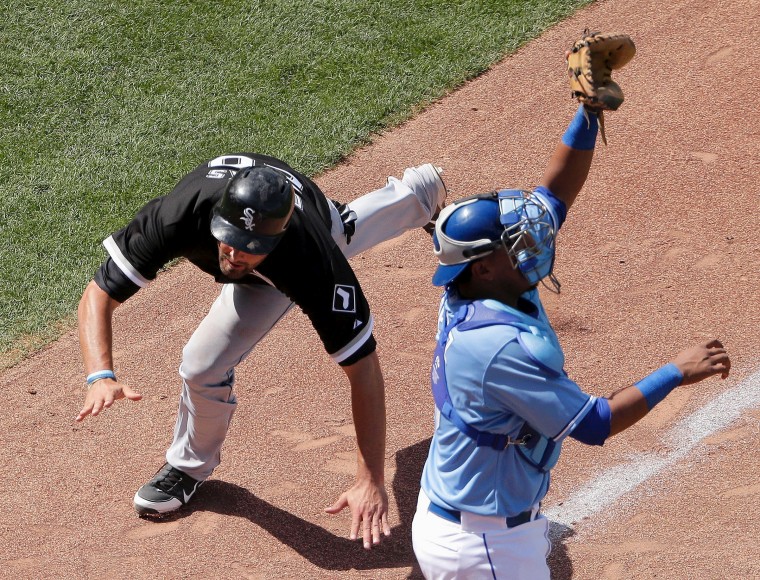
[561,105,599,150]
[86,370,116,385]
[634,363,683,409]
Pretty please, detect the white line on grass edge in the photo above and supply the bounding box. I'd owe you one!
[545,367,760,528]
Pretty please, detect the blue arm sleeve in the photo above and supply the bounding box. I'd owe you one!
[569,397,611,446]
[561,105,599,150]
[634,363,683,409]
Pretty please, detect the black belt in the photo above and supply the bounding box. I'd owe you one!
[428,501,534,529]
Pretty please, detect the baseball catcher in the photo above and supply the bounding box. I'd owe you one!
[412,39,730,580]
[567,30,636,144]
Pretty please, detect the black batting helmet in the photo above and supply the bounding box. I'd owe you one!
[210,166,295,254]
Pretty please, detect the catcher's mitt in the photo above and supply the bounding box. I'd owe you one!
[567,30,635,144]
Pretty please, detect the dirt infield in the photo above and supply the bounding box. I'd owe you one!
[2,0,758,578]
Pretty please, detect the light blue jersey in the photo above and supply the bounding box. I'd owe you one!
[421,289,594,517]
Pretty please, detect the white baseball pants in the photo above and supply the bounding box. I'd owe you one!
[165,167,439,480]
[412,490,551,580]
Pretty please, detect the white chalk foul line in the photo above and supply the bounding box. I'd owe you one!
[545,367,760,527]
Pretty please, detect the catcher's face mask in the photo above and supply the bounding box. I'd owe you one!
[432,189,559,290]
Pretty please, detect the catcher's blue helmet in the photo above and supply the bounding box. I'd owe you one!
[432,189,558,288]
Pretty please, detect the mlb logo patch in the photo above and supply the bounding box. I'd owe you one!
[333,284,357,313]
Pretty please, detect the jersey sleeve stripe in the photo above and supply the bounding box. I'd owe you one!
[103,235,150,288]
[553,395,596,441]
[330,315,375,364]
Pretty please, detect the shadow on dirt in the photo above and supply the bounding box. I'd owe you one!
[152,436,574,577]
[548,522,575,579]
[145,438,430,575]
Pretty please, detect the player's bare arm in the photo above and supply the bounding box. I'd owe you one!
[76,280,142,422]
[539,142,595,210]
[607,339,730,436]
[324,350,390,549]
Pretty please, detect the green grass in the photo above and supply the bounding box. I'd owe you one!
[0,0,591,366]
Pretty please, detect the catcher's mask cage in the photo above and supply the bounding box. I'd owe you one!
[211,166,295,254]
[432,189,559,291]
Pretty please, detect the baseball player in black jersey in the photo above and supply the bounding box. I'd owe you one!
[76,152,446,549]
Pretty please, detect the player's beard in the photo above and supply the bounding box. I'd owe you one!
[219,257,250,279]
[218,251,260,279]
[216,241,267,279]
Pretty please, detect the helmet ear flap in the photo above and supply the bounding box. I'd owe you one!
[432,197,504,286]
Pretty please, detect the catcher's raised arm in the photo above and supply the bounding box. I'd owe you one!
[567,30,636,144]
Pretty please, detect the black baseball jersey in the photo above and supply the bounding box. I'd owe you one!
[94,152,375,366]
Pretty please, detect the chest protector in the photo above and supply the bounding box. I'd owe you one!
[431,302,563,473]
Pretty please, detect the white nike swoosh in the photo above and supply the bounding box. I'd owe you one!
[183,482,200,503]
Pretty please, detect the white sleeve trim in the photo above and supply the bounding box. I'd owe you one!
[553,396,596,441]
[102,236,150,288]
[330,314,375,364]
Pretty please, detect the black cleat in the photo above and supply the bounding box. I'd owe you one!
[133,463,203,516]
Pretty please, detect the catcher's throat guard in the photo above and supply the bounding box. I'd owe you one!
[433,190,558,288]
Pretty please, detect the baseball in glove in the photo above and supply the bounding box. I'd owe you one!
[567,30,636,144]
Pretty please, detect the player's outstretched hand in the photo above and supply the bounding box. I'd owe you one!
[672,339,731,386]
[75,379,143,422]
[325,477,390,549]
